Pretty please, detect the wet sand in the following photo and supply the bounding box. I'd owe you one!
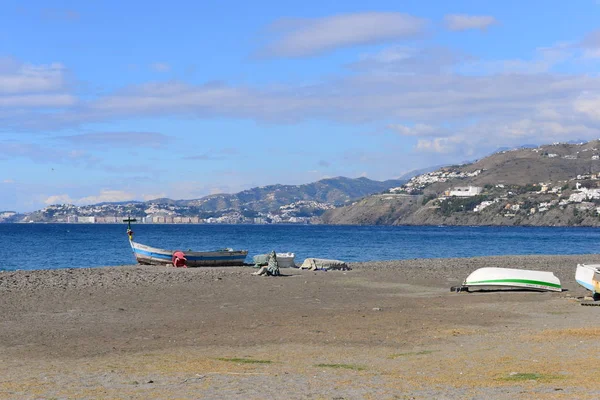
[1,254,600,399]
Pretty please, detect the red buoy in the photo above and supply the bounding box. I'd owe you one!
[172,251,187,268]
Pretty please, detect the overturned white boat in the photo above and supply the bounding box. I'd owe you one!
[299,258,350,271]
[252,252,296,268]
[575,264,600,299]
[275,252,296,268]
[456,267,562,292]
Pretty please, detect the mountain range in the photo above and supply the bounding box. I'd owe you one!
[8,176,406,223]
[7,140,600,226]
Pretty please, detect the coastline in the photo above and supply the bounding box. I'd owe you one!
[2,254,600,398]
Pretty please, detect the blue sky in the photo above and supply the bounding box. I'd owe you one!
[2,0,600,212]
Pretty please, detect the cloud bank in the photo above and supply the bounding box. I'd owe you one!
[260,12,427,57]
[0,57,76,109]
[4,22,600,170]
[444,14,498,32]
[56,132,170,148]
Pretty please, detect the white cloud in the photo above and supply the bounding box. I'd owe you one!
[573,94,600,120]
[79,75,597,122]
[350,46,471,74]
[56,132,170,148]
[141,193,167,201]
[260,12,427,58]
[413,113,600,156]
[0,141,98,164]
[388,123,439,136]
[0,58,67,94]
[458,42,575,75]
[416,137,461,154]
[9,70,600,142]
[77,190,136,205]
[5,28,600,168]
[183,147,240,160]
[0,94,76,108]
[44,194,74,205]
[0,57,75,113]
[44,190,137,206]
[2,179,15,184]
[444,14,497,32]
[583,48,600,59]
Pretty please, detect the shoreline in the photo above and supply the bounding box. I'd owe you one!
[2,251,600,274]
[2,254,600,398]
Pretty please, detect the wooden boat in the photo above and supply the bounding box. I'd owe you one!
[130,240,248,267]
[575,264,600,299]
[456,267,562,292]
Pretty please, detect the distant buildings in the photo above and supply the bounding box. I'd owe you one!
[445,186,483,197]
[390,168,484,194]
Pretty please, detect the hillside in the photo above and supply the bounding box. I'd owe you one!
[182,176,404,211]
[20,176,406,224]
[322,140,600,226]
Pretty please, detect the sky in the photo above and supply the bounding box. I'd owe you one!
[2,0,600,212]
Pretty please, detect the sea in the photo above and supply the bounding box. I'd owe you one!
[1,224,599,272]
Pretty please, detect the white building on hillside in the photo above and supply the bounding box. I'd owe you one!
[445,186,483,197]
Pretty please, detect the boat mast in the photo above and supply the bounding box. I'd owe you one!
[123,217,137,241]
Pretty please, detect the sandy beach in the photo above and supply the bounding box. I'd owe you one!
[1,254,600,399]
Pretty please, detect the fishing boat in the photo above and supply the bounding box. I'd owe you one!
[575,264,600,299]
[130,240,248,267]
[123,217,247,267]
[455,267,562,292]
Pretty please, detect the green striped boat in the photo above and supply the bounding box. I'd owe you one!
[461,267,562,292]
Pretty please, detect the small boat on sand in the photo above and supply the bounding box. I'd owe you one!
[575,264,600,299]
[123,217,248,267]
[454,267,562,292]
[299,258,350,271]
[274,252,296,268]
[253,252,296,268]
[130,240,248,267]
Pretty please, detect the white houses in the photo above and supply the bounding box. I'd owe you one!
[445,186,483,197]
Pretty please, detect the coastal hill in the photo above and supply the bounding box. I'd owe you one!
[181,176,404,212]
[16,176,406,224]
[322,140,600,226]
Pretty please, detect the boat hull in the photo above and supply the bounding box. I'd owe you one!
[463,267,562,292]
[130,241,248,267]
[276,253,296,268]
[576,264,600,294]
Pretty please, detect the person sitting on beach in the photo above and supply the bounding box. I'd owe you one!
[252,250,280,276]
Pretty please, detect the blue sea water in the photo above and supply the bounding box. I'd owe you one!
[0,224,599,272]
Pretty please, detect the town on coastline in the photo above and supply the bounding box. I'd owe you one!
[0,200,333,225]
[4,141,600,226]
